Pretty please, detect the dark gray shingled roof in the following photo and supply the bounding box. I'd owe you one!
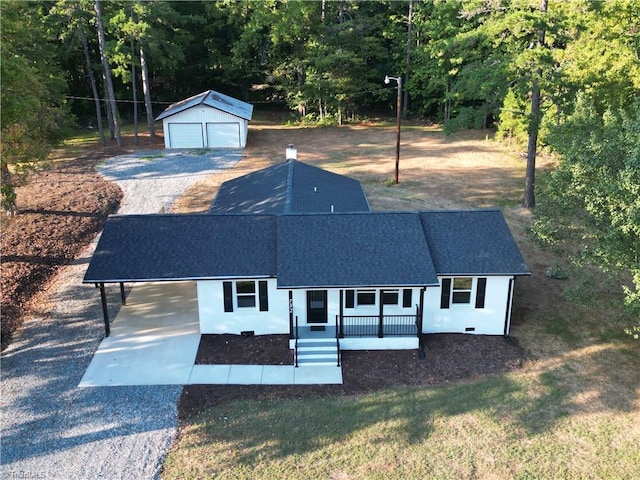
[83,214,276,283]
[276,212,439,288]
[209,159,371,214]
[154,90,253,122]
[419,209,530,276]
[84,210,528,284]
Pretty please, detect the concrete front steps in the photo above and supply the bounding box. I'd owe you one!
[295,338,340,367]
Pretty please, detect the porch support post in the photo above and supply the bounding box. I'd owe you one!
[288,290,294,339]
[339,290,344,338]
[97,282,110,337]
[120,282,127,306]
[503,278,515,337]
[378,290,384,338]
[418,287,426,359]
[418,287,426,334]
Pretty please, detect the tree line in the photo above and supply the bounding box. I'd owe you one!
[2,1,637,145]
[1,0,638,333]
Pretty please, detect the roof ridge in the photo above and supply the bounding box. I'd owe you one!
[418,208,502,214]
[284,159,295,213]
[278,211,418,217]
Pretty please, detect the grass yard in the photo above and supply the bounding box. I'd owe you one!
[161,116,639,479]
[164,376,639,479]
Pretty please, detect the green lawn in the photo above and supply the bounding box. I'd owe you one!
[161,124,640,480]
[164,364,639,479]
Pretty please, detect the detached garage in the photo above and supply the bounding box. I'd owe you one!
[155,90,253,149]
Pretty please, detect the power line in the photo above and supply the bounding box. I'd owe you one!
[65,95,175,105]
[66,87,391,107]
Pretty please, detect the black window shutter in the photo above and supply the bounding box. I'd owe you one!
[403,289,412,308]
[345,290,355,308]
[440,278,451,309]
[223,281,233,312]
[475,277,487,309]
[259,281,269,311]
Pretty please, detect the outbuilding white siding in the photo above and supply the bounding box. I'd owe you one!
[423,276,514,335]
[162,106,249,149]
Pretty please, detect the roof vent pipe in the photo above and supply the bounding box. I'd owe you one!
[286,144,297,160]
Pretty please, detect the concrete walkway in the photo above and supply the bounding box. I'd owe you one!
[79,282,343,387]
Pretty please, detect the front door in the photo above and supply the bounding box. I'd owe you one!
[307,290,328,324]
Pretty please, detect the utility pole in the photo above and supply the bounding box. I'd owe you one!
[385,75,402,184]
[403,0,413,119]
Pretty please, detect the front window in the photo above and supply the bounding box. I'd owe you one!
[382,290,399,305]
[452,278,472,304]
[357,290,376,306]
[236,281,256,308]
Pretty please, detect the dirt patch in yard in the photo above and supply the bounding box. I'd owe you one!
[181,333,525,418]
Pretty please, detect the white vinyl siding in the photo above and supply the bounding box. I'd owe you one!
[423,276,514,335]
[197,279,288,335]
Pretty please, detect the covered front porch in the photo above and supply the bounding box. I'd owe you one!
[292,312,421,351]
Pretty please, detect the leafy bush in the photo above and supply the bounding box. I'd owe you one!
[442,107,485,134]
[534,96,640,339]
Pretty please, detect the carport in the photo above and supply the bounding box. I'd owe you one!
[80,282,202,386]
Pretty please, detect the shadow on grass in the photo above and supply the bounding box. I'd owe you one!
[178,338,638,471]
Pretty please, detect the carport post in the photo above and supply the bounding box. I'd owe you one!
[97,283,110,337]
[120,282,127,306]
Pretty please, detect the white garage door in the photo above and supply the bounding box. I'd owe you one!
[206,122,240,148]
[168,123,204,148]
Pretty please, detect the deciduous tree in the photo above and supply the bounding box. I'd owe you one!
[0,1,71,213]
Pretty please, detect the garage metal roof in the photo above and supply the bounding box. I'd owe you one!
[155,90,254,122]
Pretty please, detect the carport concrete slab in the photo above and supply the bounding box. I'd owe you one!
[79,282,200,387]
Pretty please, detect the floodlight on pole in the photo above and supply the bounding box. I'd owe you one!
[385,75,402,184]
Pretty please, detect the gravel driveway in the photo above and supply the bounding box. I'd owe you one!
[0,149,240,479]
[99,148,242,214]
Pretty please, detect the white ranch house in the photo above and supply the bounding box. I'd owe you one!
[155,90,253,149]
[84,159,529,364]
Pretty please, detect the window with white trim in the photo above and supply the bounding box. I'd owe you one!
[236,281,256,308]
[357,289,376,306]
[452,278,473,304]
[440,277,487,309]
[382,289,399,305]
